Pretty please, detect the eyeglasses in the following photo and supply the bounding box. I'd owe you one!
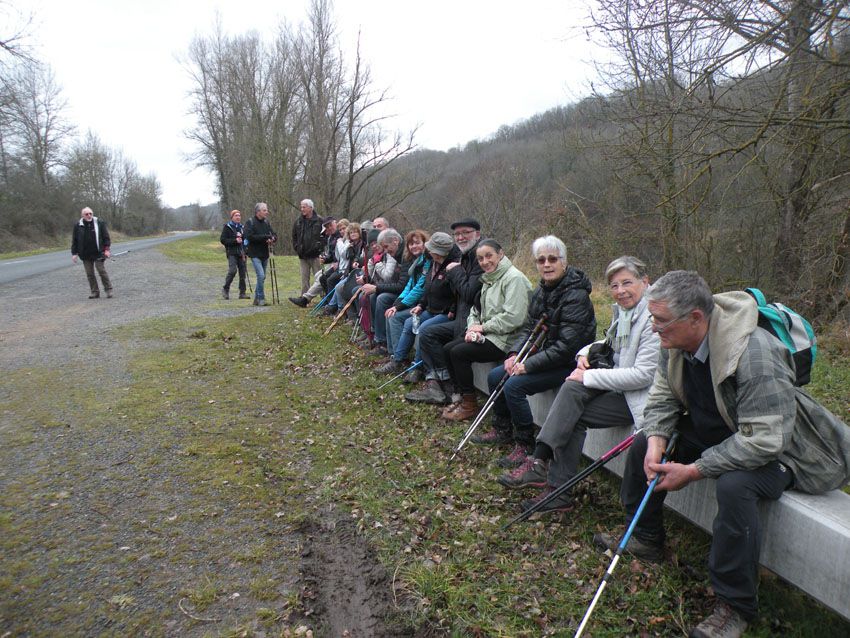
[453,229,476,238]
[609,279,636,291]
[650,312,689,332]
[535,255,561,265]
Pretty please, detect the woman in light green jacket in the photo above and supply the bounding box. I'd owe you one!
[442,239,532,421]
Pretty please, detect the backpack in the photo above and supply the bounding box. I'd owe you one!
[745,288,817,386]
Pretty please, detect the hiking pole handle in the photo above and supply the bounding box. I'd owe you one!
[376,360,423,391]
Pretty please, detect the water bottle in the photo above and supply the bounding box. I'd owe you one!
[411,314,421,335]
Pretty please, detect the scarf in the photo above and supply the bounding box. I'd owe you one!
[613,307,634,352]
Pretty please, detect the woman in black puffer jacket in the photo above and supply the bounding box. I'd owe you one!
[473,235,597,469]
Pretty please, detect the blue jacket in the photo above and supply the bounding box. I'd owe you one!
[392,254,432,310]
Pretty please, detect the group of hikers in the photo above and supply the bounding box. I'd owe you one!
[213,201,850,638]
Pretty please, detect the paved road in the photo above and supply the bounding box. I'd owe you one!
[0,232,202,285]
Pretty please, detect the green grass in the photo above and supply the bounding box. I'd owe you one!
[1,234,847,636]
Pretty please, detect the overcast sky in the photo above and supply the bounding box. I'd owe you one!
[23,0,599,208]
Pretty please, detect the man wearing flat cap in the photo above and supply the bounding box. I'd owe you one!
[406,218,484,404]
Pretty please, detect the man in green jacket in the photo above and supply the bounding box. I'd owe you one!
[594,270,850,638]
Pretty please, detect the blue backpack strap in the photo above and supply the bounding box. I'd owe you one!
[745,287,767,307]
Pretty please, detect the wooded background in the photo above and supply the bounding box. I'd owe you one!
[2,0,848,323]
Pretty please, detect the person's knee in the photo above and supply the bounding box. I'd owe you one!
[715,472,754,508]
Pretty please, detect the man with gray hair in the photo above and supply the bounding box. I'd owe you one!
[71,206,113,298]
[245,202,277,306]
[292,198,324,295]
[594,270,850,638]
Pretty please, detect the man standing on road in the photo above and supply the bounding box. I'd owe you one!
[245,202,277,306]
[292,198,324,296]
[594,270,850,638]
[220,209,249,300]
[71,206,113,299]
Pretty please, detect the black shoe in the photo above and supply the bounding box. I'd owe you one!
[89,292,100,299]
[593,532,664,563]
[222,287,230,300]
[106,290,113,298]
[519,485,574,514]
[288,296,308,308]
[238,292,250,299]
[402,367,425,384]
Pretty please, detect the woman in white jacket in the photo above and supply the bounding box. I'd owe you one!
[498,256,661,515]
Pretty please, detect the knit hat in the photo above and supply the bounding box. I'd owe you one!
[367,229,380,244]
[424,232,454,257]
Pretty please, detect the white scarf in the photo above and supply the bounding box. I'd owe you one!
[78,215,101,250]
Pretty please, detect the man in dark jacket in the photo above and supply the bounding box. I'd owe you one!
[292,198,324,295]
[406,218,483,404]
[289,216,341,307]
[71,207,113,299]
[245,202,277,306]
[219,209,249,300]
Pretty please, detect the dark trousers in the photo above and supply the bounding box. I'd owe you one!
[418,320,457,379]
[621,429,792,619]
[224,254,246,293]
[444,337,505,394]
[487,364,571,447]
[537,382,634,485]
[83,258,111,294]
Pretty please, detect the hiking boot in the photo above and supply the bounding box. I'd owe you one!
[404,380,448,404]
[89,292,100,299]
[519,485,575,514]
[222,287,230,300]
[498,457,548,489]
[689,600,748,638]
[375,359,405,375]
[402,367,425,384]
[496,444,532,469]
[593,532,664,563]
[443,394,479,421]
[368,344,389,357]
[470,427,512,446]
[238,292,250,299]
[288,296,308,308]
[323,305,338,316]
[255,299,267,306]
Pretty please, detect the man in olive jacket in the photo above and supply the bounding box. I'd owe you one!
[292,198,324,295]
[595,270,850,638]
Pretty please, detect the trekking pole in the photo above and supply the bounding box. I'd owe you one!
[310,288,335,316]
[324,288,362,335]
[268,253,280,304]
[350,303,364,342]
[244,258,253,295]
[449,315,549,462]
[376,360,422,390]
[502,430,641,531]
[574,432,680,638]
[109,249,131,259]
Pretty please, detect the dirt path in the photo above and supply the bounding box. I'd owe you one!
[0,248,417,637]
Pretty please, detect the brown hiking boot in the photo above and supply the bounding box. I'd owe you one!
[593,532,664,563]
[689,600,748,638]
[443,394,478,421]
[404,380,448,404]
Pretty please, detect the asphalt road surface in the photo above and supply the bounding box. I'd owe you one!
[0,232,202,285]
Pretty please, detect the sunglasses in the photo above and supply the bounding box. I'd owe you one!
[535,255,561,265]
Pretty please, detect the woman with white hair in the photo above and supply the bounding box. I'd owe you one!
[471,236,597,473]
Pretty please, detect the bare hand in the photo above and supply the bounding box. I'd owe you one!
[410,306,422,316]
[360,283,376,296]
[385,307,397,318]
[576,355,589,371]
[467,324,484,334]
[567,367,585,383]
[464,330,480,343]
[511,362,527,376]
[103,248,111,258]
[649,462,701,492]
[504,355,518,374]
[643,436,667,482]
[72,254,78,264]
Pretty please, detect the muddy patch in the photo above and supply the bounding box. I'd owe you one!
[299,509,420,638]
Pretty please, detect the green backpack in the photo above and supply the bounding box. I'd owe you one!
[745,288,817,386]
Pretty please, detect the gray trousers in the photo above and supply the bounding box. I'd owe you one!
[299,257,321,295]
[537,381,633,485]
[83,258,112,294]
